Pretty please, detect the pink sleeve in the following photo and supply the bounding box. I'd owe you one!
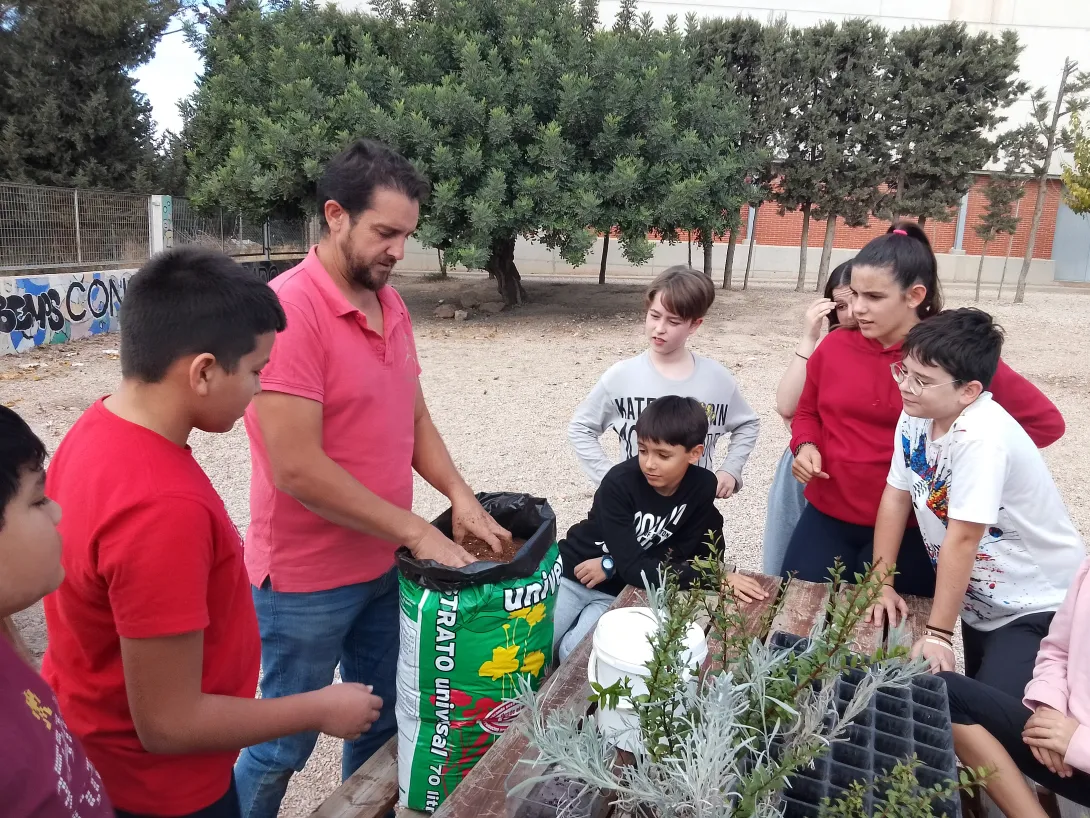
[990,358,1065,448]
[1065,725,1090,773]
[259,299,326,402]
[1023,559,1090,714]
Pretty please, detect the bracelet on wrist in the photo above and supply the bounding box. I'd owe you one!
[925,623,954,637]
[923,632,953,649]
[795,351,810,361]
[924,635,953,650]
[792,441,817,457]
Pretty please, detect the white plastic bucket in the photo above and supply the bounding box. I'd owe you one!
[587,606,707,752]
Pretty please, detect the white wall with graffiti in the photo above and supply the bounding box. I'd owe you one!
[0,269,135,355]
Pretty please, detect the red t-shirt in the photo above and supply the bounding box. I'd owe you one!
[790,328,1065,527]
[0,636,113,817]
[41,400,261,815]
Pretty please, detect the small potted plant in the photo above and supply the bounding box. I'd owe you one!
[512,550,986,818]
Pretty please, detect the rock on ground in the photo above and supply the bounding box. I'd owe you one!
[4,275,1089,817]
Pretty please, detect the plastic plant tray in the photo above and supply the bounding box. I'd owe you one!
[769,632,961,817]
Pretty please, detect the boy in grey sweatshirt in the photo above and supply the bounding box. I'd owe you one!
[568,266,760,498]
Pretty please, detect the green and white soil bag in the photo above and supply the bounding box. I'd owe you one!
[395,492,560,812]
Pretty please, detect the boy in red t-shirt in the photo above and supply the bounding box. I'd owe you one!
[0,405,113,817]
[42,248,383,818]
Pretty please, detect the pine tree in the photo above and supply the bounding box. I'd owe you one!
[1062,112,1090,214]
[880,24,1025,226]
[0,0,175,188]
[973,173,1023,302]
[1011,59,1089,303]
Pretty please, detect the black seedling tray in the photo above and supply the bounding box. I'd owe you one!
[769,632,961,817]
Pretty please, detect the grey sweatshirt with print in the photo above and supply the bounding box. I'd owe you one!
[568,352,761,487]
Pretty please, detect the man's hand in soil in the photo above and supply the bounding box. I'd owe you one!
[451,490,512,555]
[312,682,383,740]
[574,558,608,589]
[410,524,477,567]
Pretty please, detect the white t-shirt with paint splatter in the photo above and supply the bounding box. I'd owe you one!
[887,393,1084,631]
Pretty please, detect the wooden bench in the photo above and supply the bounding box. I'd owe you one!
[311,573,929,818]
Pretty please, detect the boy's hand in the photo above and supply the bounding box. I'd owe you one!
[867,584,908,626]
[1024,705,1080,772]
[575,558,608,589]
[910,636,955,674]
[722,573,769,603]
[792,444,829,485]
[312,683,384,740]
[715,471,737,499]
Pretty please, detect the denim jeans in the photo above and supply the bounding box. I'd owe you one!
[551,576,615,663]
[234,568,400,818]
[762,447,807,575]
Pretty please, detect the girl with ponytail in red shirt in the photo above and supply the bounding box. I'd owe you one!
[782,222,1064,596]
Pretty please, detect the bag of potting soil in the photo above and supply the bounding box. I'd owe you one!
[395,492,561,812]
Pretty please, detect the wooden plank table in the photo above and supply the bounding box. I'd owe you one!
[312,575,932,818]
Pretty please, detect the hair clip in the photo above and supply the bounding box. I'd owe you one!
[892,229,908,236]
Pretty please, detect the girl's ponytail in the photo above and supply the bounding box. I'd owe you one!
[854,220,943,319]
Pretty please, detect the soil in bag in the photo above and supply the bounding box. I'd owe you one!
[395,492,560,813]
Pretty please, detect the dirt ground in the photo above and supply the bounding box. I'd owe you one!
[4,273,1090,816]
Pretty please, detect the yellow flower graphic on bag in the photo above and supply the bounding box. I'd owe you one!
[478,645,520,681]
[508,603,546,628]
[520,650,545,677]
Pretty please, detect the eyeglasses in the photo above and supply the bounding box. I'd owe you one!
[890,362,960,396]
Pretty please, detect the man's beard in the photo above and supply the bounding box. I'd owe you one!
[343,245,394,291]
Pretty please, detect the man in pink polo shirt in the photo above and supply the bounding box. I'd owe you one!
[235,140,509,818]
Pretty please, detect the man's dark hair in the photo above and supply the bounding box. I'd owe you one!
[317,139,430,229]
[903,308,1005,387]
[120,247,287,383]
[634,396,709,450]
[0,406,47,530]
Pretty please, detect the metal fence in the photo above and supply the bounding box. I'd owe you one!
[172,197,310,259]
[0,183,312,275]
[0,182,151,273]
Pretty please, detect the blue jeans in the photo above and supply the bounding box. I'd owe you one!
[235,569,400,818]
[762,447,807,575]
[551,576,614,663]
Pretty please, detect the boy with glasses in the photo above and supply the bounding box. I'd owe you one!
[869,308,1084,700]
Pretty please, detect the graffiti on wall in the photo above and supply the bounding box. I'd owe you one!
[0,270,136,355]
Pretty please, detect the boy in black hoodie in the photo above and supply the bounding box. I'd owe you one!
[552,396,766,662]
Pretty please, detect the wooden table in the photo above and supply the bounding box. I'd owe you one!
[310,573,930,818]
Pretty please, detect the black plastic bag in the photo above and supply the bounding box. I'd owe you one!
[395,491,558,592]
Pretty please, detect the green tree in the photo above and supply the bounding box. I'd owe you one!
[880,23,1025,226]
[646,14,752,279]
[973,173,1023,302]
[1010,58,1089,303]
[0,0,175,188]
[183,0,394,216]
[1063,112,1090,213]
[773,22,843,292]
[811,19,889,293]
[687,15,787,289]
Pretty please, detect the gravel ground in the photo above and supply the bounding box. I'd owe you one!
[4,274,1089,816]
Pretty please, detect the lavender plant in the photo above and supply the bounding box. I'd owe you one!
[514,550,986,817]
